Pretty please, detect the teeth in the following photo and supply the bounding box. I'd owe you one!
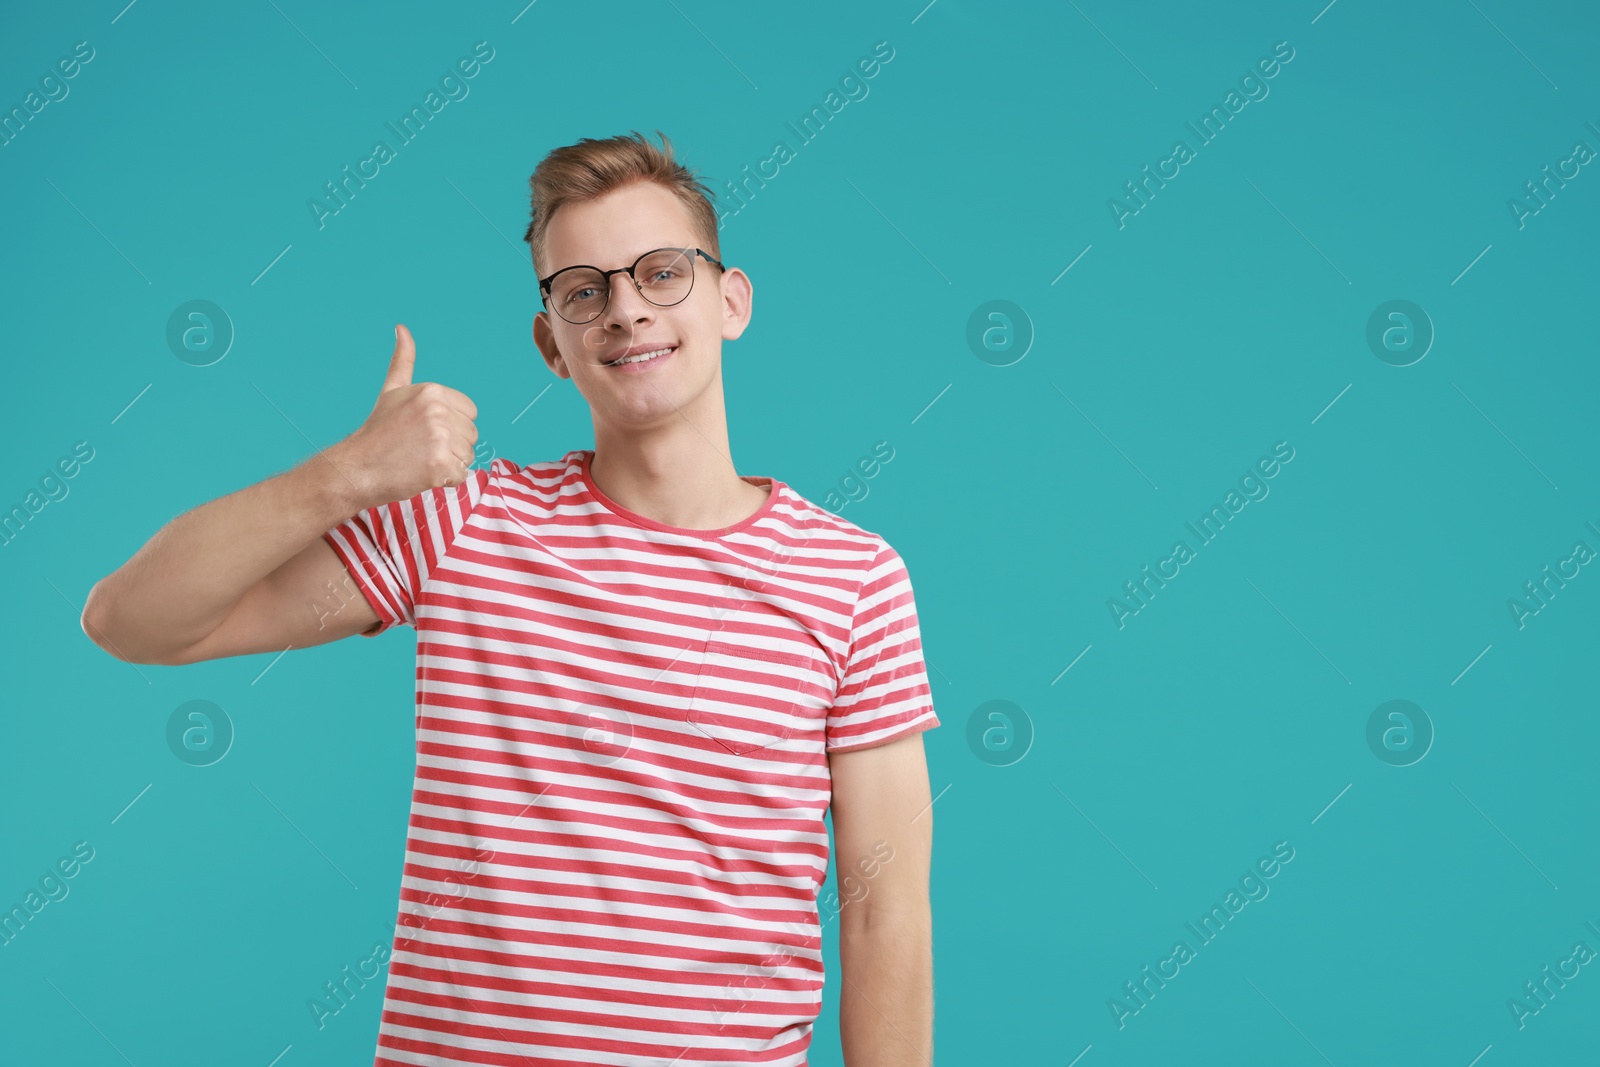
[611,346,672,366]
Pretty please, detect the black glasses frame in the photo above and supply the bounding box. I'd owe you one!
[538,247,726,323]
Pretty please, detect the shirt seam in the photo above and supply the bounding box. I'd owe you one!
[413,462,500,622]
[827,537,891,734]
[578,448,781,541]
[826,709,937,753]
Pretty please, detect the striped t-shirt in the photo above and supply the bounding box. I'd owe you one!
[321,448,940,1066]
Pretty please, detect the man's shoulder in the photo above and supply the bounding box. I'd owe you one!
[481,452,581,491]
[770,480,902,570]
[483,452,573,478]
[461,454,583,526]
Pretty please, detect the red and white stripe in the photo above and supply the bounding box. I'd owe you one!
[322,449,938,1066]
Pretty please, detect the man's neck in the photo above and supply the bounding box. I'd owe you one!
[588,429,767,531]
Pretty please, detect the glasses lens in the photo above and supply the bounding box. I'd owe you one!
[635,249,695,307]
[550,267,608,323]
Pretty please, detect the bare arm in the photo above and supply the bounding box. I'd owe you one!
[81,324,479,665]
[82,454,378,664]
[830,732,936,1065]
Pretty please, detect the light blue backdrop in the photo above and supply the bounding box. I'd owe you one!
[3,1,1598,1064]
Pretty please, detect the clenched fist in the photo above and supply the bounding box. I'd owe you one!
[328,324,480,512]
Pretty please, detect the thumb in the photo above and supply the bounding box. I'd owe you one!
[382,324,415,393]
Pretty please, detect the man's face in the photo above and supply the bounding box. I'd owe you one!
[531,181,752,429]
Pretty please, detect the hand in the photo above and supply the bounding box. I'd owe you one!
[330,324,480,511]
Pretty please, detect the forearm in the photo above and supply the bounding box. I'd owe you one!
[83,446,367,661]
[839,906,933,1066]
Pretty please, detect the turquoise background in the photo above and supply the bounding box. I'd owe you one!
[4,0,1598,1063]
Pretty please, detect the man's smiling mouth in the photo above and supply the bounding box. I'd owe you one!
[606,344,677,367]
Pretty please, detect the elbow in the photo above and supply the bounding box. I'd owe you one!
[843,894,931,935]
[80,580,176,665]
[80,581,130,661]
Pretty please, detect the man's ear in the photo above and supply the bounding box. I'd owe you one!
[532,311,572,380]
[720,267,753,343]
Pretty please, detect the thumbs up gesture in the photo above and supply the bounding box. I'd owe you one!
[330,324,480,511]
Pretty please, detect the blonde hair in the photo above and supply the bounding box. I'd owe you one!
[522,129,721,281]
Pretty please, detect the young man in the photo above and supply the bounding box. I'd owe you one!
[82,130,938,1066]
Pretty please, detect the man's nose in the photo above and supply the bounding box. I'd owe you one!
[602,271,655,324]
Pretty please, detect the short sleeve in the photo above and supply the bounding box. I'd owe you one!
[321,465,493,637]
[825,541,940,752]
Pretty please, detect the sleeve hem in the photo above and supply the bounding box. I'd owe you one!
[826,711,939,754]
[321,530,402,637]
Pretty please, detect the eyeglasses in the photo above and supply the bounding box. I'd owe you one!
[538,246,725,324]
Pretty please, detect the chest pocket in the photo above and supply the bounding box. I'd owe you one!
[686,637,826,755]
